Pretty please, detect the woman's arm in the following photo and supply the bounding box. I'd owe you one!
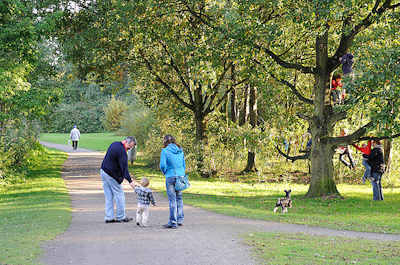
[159,149,167,174]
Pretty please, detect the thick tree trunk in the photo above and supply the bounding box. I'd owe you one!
[306,30,340,197]
[194,112,208,177]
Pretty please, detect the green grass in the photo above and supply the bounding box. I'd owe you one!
[245,232,400,265]
[133,158,400,234]
[0,148,70,265]
[40,132,124,151]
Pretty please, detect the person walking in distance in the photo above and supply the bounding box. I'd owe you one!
[100,136,137,223]
[70,125,80,150]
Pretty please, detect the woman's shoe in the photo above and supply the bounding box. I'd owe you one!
[162,224,177,229]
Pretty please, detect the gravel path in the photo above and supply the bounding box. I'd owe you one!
[40,141,400,265]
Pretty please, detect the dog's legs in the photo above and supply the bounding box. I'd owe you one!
[273,207,279,213]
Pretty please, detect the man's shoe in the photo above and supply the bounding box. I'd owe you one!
[162,224,177,229]
[116,217,133,223]
[178,223,183,226]
[105,219,116,223]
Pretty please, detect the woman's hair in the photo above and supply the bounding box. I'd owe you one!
[163,134,180,148]
[374,140,381,145]
[333,73,342,80]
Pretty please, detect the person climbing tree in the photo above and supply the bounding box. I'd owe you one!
[331,74,343,104]
[338,129,355,169]
[353,140,372,183]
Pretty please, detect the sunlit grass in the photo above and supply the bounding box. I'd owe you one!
[132,158,400,234]
[245,232,400,265]
[0,148,70,265]
[39,132,124,151]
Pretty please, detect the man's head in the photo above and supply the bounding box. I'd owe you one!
[73,125,77,128]
[374,140,381,146]
[123,136,137,150]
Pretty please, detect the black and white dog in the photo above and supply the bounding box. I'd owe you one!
[273,189,292,213]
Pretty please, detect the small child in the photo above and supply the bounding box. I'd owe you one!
[331,74,343,104]
[353,140,372,183]
[134,177,156,227]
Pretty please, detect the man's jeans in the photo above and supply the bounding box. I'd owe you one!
[371,171,384,201]
[166,177,184,227]
[101,169,126,220]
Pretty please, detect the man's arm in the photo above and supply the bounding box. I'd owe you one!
[118,147,133,183]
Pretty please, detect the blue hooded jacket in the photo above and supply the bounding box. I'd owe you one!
[160,143,186,178]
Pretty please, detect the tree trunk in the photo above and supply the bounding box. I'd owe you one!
[383,139,392,173]
[306,30,340,197]
[239,84,249,126]
[230,65,237,123]
[243,84,257,172]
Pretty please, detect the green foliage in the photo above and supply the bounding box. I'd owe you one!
[0,121,41,183]
[119,103,156,146]
[103,97,128,131]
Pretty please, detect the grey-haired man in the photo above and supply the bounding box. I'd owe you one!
[100,136,137,223]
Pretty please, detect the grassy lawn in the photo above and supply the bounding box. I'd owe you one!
[245,232,400,265]
[133,158,400,234]
[0,148,70,265]
[40,133,400,234]
[40,132,124,151]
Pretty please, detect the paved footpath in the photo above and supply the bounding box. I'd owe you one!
[40,141,400,265]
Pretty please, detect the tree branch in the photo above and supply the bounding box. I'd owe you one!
[328,121,374,146]
[254,44,315,74]
[297,113,312,121]
[330,0,397,71]
[253,59,313,104]
[357,133,400,142]
[138,49,194,111]
[328,111,347,125]
[276,145,310,162]
[203,62,233,114]
[160,41,195,106]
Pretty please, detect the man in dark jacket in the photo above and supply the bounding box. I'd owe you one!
[101,136,137,223]
[368,140,385,201]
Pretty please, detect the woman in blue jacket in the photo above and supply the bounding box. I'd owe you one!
[160,135,186,228]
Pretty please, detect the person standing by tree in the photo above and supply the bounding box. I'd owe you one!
[100,136,137,223]
[70,125,80,150]
[160,135,186,229]
[368,140,385,201]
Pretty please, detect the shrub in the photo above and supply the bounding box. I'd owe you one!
[103,97,128,131]
[118,103,156,146]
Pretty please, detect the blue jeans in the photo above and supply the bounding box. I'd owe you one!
[362,159,371,183]
[101,169,126,220]
[166,177,184,227]
[371,171,384,201]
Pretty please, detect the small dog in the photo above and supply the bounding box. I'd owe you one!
[273,189,292,213]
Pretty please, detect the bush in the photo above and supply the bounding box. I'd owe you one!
[103,97,128,131]
[0,121,42,184]
[118,103,156,146]
[43,100,107,133]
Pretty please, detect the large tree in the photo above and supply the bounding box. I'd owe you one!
[231,0,400,196]
[56,0,249,175]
